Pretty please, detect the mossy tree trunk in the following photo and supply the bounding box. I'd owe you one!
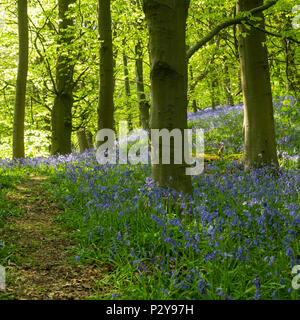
[237,0,278,168]
[143,0,192,195]
[13,0,28,159]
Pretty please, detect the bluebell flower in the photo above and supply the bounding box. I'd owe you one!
[216,287,224,296]
[253,276,261,290]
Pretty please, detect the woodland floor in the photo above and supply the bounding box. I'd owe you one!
[1,176,110,300]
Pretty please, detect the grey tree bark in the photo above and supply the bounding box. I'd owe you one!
[13,0,29,159]
[143,0,192,195]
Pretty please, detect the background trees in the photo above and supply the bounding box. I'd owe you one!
[0,0,298,172]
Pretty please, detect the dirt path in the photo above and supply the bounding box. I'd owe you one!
[1,176,105,300]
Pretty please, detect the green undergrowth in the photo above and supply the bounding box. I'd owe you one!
[0,98,299,300]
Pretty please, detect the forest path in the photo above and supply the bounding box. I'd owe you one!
[1,175,104,300]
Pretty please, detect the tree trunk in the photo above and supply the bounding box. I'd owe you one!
[210,77,219,110]
[135,41,150,130]
[97,0,114,137]
[237,0,278,168]
[237,67,242,96]
[143,0,192,195]
[51,0,75,155]
[77,129,89,153]
[86,130,94,149]
[192,100,198,113]
[223,63,234,106]
[13,0,28,159]
[122,45,133,131]
[283,38,298,96]
[233,5,243,97]
[189,65,198,113]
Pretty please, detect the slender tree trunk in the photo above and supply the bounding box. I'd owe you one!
[132,0,150,130]
[13,0,28,159]
[143,0,192,194]
[279,14,299,97]
[283,38,298,96]
[189,65,198,113]
[223,63,234,106]
[210,77,219,110]
[51,0,75,155]
[98,0,114,136]
[192,100,198,113]
[135,41,150,130]
[208,13,220,110]
[237,0,278,168]
[122,45,133,131]
[233,5,243,97]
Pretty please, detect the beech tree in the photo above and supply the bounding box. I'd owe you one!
[237,0,279,168]
[12,0,29,159]
[51,0,75,155]
[142,0,192,194]
[97,0,114,136]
